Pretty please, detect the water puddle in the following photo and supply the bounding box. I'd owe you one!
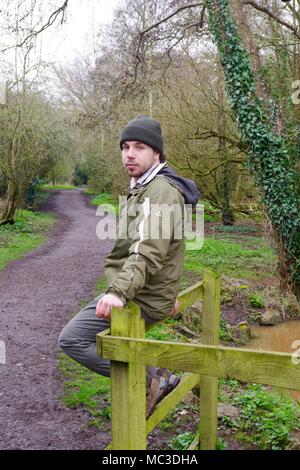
[246,321,300,401]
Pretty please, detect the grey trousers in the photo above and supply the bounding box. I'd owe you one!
[58,294,155,377]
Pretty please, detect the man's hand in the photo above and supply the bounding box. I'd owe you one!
[96,294,124,320]
[171,299,180,318]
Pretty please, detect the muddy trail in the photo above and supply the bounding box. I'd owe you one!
[0,189,114,449]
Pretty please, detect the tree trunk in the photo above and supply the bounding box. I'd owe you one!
[229,0,265,98]
[52,169,56,186]
[230,0,285,133]
[206,0,300,300]
[216,59,234,225]
[0,180,18,224]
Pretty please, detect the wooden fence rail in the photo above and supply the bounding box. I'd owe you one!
[96,269,300,450]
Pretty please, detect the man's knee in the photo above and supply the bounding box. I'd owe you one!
[58,325,74,352]
[58,324,110,377]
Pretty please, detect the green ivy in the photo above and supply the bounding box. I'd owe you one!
[205,0,300,288]
[233,383,300,449]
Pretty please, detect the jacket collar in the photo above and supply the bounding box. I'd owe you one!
[130,162,166,190]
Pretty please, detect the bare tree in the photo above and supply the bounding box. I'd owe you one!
[0,0,68,53]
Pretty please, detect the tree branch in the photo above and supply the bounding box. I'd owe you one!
[242,0,300,39]
[191,129,247,152]
[133,3,206,87]
[1,0,69,52]
[18,0,69,47]
[140,2,204,36]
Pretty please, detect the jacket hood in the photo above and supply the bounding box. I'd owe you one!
[157,165,200,207]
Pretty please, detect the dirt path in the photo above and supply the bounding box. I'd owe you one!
[0,189,114,449]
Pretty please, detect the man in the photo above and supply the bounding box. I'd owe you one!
[59,115,200,416]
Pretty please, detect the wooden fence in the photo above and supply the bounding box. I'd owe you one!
[96,269,300,450]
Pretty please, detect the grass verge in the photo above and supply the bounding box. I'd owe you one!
[88,192,120,215]
[184,236,277,280]
[41,184,76,190]
[58,351,111,430]
[0,209,56,270]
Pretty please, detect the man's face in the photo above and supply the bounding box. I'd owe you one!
[121,141,160,179]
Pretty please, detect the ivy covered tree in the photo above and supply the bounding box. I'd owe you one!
[205,0,300,299]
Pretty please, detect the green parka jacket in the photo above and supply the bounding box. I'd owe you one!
[104,163,199,322]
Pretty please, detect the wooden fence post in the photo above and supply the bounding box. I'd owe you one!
[199,269,221,450]
[110,302,146,450]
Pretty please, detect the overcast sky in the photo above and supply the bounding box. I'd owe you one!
[42,0,121,64]
[0,0,122,91]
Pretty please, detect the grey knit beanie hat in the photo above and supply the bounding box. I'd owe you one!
[119,115,164,156]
